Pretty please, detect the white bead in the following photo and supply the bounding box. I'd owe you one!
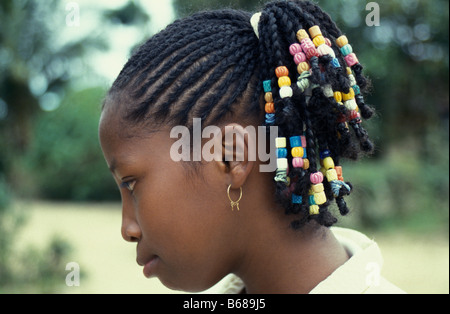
[348,74,357,87]
[321,84,334,98]
[279,86,293,98]
[275,137,286,148]
[317,44,335,58]
[277,158,288,170]
[344,98,358,110]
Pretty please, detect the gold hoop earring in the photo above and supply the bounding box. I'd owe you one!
[227,184,243,211]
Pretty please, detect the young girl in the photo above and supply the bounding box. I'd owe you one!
[99,0,405,294]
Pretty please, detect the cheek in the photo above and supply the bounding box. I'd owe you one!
[136,165,236,290]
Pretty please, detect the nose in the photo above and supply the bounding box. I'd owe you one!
[121,202,142,243]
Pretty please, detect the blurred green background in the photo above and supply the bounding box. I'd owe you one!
[0,0,448,293]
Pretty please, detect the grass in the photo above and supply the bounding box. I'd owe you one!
[11,200,450,294]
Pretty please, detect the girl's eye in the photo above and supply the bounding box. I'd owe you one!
[120,180,136,193]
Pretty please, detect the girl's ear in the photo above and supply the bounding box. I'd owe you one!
[216,123,255,189]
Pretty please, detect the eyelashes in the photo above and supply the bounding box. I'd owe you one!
[120,180,136,193]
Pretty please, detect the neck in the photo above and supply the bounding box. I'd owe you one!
[233,221,349,294]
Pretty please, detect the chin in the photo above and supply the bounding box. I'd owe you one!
[158,273,223,293]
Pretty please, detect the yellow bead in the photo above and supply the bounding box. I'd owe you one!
[278,76,291,88]
[296,29,309,41]
[313,35,326,47]
[336,35,349,48]
[303,158,310,170]
[346,67,353,75]
[323,157,335,170]
[342,87,355,101]
[291,146,304,158]
[297,62,310,74]
[333,91,342,103]
[311,183,324,193]
[264,92,273,103]
[314,191,327,205]
[308,25,322,38]
[309,205,320,215]
[326,169,338,182]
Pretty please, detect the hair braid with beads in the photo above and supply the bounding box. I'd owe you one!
[105,0,375,229]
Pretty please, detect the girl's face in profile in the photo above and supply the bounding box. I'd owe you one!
[98,106,244,292]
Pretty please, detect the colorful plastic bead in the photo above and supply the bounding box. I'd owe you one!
[334,91,342,103]
[305,47,319,59]
[322,84,333,98]
[336,35,349,48]
[291,147,304,158]
[293,52,307,64]
[289,43,303,56]
[290,136,301,148]
[300,135,307,147]
[292,157,304,168]
[279,86,293,98]
[326,168,338,182]
[265,102,275,113]
[275,137,286,148]
[319,149,331,159]
[342,88,355,101]
[331,58,341,68]
[297,62,310,73]
[314,191,327,205]
[296,29,309,41]
[277,148,287,158]
[264,92,273,103]
[292,194,303,204]
[325,37,332,47]
[317,44,335,58]
[313,35,325,47]
[310,172,324,184]
[275,66,289,78]
[340,44,353,56]
[309,204,320,215]
[344,53,359,67]
[278,76,291,88]
[277,158,288,170]
[344,99,358,111]
[263,80,272,93]
[265,113,275,124]
[309,25,322,38]
[309,195,316,205]
[322,157,335,170]
[302,158,310,170]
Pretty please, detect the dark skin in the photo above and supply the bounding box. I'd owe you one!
[99,100,349,293]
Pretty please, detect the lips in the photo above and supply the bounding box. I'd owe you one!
[137,255,159,278]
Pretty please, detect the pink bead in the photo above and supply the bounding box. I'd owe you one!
[292,157,304,168]
[289,43,303,56]
[325,37,332,47]
[344,53,359,67]
[310,172,324,184]
[305,47,319,59]
[300,135,307,147]
[293,52,307,64]
[300,38,315,51]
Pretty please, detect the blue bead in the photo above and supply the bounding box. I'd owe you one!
[352,84,361,95]
[340,44,353,56]
[320,149,331,159]
[289,136,301,148]
[292,194,303,204]
[309,195,316,205]
[263,80,272,93]
[331,58,340,68]
[265,113,275,124]
[277,148,287,158]
[303,149,307,158]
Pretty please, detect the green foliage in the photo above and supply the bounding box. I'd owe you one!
[20,87,119,201]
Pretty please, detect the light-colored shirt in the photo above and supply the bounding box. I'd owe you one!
[205,227,406,294]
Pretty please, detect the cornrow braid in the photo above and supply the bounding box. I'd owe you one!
[106,1,376,230]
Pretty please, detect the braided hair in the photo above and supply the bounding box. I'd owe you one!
[105,0,375,229]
